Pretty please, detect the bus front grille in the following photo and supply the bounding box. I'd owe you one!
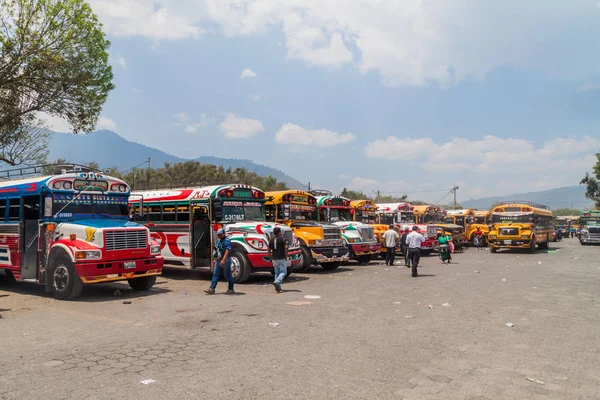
[323,227,342,240]
[105,230,148,251]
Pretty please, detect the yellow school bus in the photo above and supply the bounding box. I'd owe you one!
[444,209,492,245]
[413,205,445,224]
[488,202,555,253]
[265,190,349,272]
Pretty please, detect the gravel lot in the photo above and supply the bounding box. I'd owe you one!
[1,237,599,400]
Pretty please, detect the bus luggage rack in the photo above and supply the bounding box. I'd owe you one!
[309,189,333,197]
[500,201,549,210]
[0,163,102,180]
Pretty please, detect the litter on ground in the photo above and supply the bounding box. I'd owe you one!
[269,322,280,327]
[304,295,321,300]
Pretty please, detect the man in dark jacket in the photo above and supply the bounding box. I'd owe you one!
[400,227,410,267]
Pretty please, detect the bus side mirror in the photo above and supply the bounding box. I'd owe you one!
[44,197,52,218]
[213,200,223,220]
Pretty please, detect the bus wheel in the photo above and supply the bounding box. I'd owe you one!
[356,255,372,264]
[50,255,83,300]
[0,269,16,284]
[295,246,312,273]
[528,237,536,253]
[321,262,340,270]
[490,247,497,253]
[229,249,251,284]
[538,240,549,250]
[128,276,157,291]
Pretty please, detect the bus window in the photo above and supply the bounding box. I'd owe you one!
[8,198,20,222]
[23,196,41,220]
[148,205,161,222]
[163,205,176,222]
[177,205,190,222]
[0,199,6,222]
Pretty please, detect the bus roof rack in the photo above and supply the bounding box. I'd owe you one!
[500,201,549,210]
[0,163,102,180]
[309,189,332,197]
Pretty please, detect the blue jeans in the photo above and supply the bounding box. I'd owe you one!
[273,259,287,285]
[210,259,234,290]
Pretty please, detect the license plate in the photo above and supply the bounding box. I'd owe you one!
[124,261,136,269]
[503,240,511,245]
[333,248,339,254]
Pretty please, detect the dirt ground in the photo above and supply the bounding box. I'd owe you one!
[1,237,599,400]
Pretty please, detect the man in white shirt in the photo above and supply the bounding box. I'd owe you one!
[382,225,399,266]
[406,226,425,277]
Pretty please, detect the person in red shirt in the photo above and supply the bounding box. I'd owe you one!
[474,227,483,250]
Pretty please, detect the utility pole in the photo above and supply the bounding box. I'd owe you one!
[377,190,380,202]
[451,186,459,209]
[146,157,151,189]
[308,182,311,191]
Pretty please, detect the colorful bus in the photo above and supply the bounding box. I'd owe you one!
[488,202,555,253]
[443,209,491,245]
[413,205,446,224]
[0,165,163,300]
[315,194,381,264]
[579,210,600,245]
[374,202,415,256]
[130,184,303,283]
[265,190,348,272]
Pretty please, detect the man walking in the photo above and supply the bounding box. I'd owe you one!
[382,224,399,266]
[268,227,288,293]
[406,226,425,277]
[204,228,235,295]
[400,227,410,267]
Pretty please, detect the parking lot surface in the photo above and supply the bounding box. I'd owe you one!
[1,238,599,400]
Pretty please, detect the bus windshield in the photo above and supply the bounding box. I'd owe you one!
[221,201,265,221]
[493,213,534,224]
[330,208,352,222]
[289,205,317,221]
[356,210,376,224]
[378,214,394,225]
[400,213,416,224]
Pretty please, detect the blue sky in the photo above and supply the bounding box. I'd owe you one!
[44,0,600,203]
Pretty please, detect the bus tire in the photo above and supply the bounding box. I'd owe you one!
[321,262,340,270]
[128,276,157,291]
[538,240,549,250]
[229,249,251,284]
[490,247,497,253]
[0,269,16,284]
[50,254,83,300]
[356,255,372,264]
[528,237,536,253]
[295,246,312,273]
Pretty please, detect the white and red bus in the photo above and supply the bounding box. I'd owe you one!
[130,184,303,283]
[0,165,163,300]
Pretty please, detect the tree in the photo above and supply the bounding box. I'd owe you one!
[489,201,503,211]
[0,116,49,165]
[0,0,114,134]
[340,188,369,200]
[581,153,600,208]
[553,208,582,216]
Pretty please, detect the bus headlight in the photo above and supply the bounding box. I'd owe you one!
[521,235,530,239]
[75,250,102,260]
[489,234,496,239]
[150,245,161,255]
[308,240,322,246]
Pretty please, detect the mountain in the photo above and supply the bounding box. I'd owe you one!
[48,130,307,189]
[462,185,593,210]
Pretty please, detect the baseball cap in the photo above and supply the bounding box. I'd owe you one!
[217,228,225,235]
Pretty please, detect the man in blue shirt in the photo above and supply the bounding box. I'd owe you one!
[204,228,235,295]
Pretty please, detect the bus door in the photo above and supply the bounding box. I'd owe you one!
[20,195,41,280]
[191,201,211,268]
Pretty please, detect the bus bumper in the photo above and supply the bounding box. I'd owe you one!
[78,257,164,284]
[247,249,303,269]
[580,236,600,244]
[349,242,382,257]
[488,239,531,249]
[310,246,350,264]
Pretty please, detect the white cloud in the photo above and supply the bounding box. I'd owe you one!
[87,1,600,86]
[183,113,215,133]
[175,113,190,122]
[218,113,264,138]
[249,94,261,102]
[351,177,379,187]
[240,68,257,79]
[117,55,127,69]
[96,116,118,131]
[275,123,355,147]
[365,134,600,178]
[38,112,72,133]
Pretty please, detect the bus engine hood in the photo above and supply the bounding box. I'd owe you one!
[223,222,299,249]
[333,221,376,243]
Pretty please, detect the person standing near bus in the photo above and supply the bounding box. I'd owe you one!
[474,227,483,250]
[400,227,410,267]
[268,227,288,293]
[570,227,574,238]
[406,226,425,277]
[204,228,235,295]
[383,225,399,266]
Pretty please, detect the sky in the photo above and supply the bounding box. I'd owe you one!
[43,0,600,203]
